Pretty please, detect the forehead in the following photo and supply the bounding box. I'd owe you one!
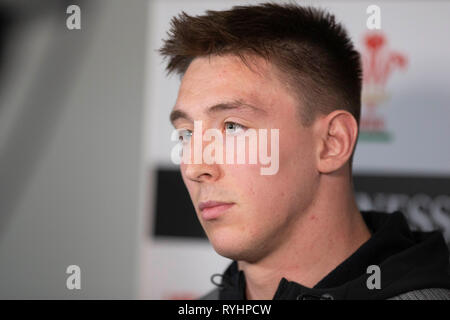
[174,54,295,113]
[182,54,271,85]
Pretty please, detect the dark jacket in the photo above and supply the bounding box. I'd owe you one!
[201,211,450,300]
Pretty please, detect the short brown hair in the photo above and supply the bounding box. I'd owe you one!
[160,3,362,167]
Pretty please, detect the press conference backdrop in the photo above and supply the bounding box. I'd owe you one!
[142,0,450,299]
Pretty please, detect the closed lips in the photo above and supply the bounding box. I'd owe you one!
[199,201,233,211]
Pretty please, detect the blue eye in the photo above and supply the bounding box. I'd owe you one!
[178,129,192,143]
[225,122,246,135]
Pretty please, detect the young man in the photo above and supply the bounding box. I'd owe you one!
[160,3,450,299]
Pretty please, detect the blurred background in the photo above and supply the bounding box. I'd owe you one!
[0,0,449,299]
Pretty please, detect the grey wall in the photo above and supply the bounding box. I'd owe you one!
[0,0,148,298]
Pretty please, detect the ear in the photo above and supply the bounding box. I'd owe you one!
[315,110,358,174]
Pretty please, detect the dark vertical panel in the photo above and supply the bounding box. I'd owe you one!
[153,168,206,239]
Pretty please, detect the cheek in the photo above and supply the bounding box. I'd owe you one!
[226,168,292,243]
[226,164,284,211]
[279,124,316,172]
[245,132,316,209]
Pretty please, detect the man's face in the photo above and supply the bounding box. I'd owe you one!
[171,55,319,263]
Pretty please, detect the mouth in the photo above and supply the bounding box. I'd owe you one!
[198,200,235,221]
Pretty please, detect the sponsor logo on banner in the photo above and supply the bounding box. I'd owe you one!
[360,32,408,142]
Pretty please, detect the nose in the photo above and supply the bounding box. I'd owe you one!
[183,162,221,183]
[181,124,222,182]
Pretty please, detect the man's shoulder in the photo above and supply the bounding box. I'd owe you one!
[388,288,450,300]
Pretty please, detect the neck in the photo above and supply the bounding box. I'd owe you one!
[238,173,371,300]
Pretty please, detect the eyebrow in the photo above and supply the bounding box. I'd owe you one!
[169,99,266,125]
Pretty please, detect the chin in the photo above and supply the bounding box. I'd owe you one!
[206,228,263,263]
